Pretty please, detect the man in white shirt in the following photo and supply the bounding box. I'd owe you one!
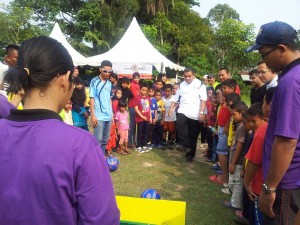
[170,67,207,162]
[257,61,278,89]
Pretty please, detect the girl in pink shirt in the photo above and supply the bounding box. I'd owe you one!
[115,100,130,154]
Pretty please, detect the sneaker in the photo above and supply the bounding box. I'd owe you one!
[221,188,231,195]
[223,183,229,188]
[136,147,142,152]
[161,143,167,150]
[175,144,186,152]
[143,146,150,152]
[157,144,162,149]
[147,146,153,151]
[168,141,175,149]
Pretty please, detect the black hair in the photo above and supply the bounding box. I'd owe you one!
[110,72,118,81]
[5,36,73,94]
[246,102,264,119]
[219,67,229,74]
[118,99,127,108]
[74,76,84,85]
[211,91,217,96]
[158,73,167,80]
[120,76,130,84]
[222,79,237,91]
[155,90,162,95]
[265,87,276,104]
[164,83,172,90]
[148,86,155,91]
[215,84,222,91]
[5,44,19,55]
[100,60,112,68]
[140,83,148,89]
[249,69,258,76]
[225,92,241,104]
[230,101,248,113]
[132,72,140,79]
[155,79,163,84]
[184,67,195,74]
[206,86,214,92]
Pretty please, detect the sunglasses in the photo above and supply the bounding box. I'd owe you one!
[102,69,113,74]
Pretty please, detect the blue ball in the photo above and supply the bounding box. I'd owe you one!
[106,156,119,172]
[141,189,161,199]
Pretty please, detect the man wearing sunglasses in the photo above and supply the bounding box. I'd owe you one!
[246,21,300,225]
[257,61,278,90]
[90,60,114,154]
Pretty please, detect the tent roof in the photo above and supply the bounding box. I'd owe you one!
[87,17,184,72]
[49,23,88,66]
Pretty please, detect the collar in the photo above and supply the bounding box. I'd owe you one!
[7,109,63,122]
[279,58,300,79]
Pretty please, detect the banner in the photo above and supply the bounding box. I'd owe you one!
[113,64,152,79]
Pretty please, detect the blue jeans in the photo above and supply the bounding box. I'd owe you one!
[93,120,112,154]
[128,107,136,145]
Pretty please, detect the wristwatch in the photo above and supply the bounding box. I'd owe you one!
[262,183,276,194]
[199,111,205,115]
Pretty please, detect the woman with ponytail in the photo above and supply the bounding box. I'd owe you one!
[0,36,119,225]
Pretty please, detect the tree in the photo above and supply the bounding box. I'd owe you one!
[0,3,44,50]
[212,19,260,75]
[207,3,239,27]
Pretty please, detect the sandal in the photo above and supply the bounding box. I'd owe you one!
[209,175,225,185]
[124,149,131,154]
[222,200,240,210]
[117,150,128,155]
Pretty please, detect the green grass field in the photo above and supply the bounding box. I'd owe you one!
[110,147,236,225]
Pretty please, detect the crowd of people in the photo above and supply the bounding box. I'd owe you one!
[0,21,299,225]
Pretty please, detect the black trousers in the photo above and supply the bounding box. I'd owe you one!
[137,121,150,148]
[176,113,203,158]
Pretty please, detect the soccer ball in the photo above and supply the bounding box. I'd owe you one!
[141,189,161,199]
[106,156,119,172]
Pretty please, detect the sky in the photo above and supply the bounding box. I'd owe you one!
[0,0,299,33]
[193,0,300,33]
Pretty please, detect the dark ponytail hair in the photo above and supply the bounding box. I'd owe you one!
[5,36,74,94]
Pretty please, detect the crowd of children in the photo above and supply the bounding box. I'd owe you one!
[60,72,181,156]
[202,71,277,224]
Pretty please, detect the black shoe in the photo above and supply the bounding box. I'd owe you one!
[168,141,175,149]
[186,155,193,162]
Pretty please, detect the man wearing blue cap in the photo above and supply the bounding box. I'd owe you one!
[246,21,300,225]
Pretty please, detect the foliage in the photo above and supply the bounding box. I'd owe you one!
[207,3,240,27]
[212,19,260,75]
[0,3,45,50]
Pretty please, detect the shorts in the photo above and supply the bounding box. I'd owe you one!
[216,126,229,155]
[163,121,176,133]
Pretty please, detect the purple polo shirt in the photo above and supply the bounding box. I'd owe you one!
[0,109,120,225]
[263,58,300,189]
[0,93,15,119]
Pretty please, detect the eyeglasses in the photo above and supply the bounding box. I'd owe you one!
[102,69,112,74]
[260,46,278,59]
[257,70,270,75]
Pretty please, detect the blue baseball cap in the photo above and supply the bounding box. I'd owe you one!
[246,21,298,53]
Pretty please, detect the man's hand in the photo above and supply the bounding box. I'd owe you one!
[160,120,164,126]
[198,114,205,123]
[258,192,276,218]
[229,163,235,175]
[142,116,148,121]
[91,115,98,128]
[244,185,257,202]
[223,126,229,135]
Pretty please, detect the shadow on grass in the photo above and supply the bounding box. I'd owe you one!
[111,146,235,225]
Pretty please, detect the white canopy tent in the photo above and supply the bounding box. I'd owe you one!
[87,17,185,72]
[49,23,88,66]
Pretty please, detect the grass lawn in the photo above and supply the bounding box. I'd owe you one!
[110,146,236,225]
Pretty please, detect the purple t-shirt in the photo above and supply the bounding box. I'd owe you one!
[263,59,300,189]
[0,109,120,225]
[0,94,15,119]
